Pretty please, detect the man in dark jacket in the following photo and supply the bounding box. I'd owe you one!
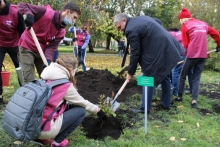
[114,13,185,113]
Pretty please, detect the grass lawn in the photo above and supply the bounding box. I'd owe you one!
[58,45,118,54]
[1,54,220,147]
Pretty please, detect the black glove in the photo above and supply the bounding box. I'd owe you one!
[43,60,51,69]
[24,14,34,30]
[216,46,220,52]
[97,110,106,121]
[72,38,77,42]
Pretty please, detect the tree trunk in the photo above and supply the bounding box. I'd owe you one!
[106,35,111,49]
[88,40,94,52]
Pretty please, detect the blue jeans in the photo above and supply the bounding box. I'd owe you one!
[74,46,87,71]
[54,105,86,143]
[140,74,171,111]
[172,56,193,96]
[53,50,59,62]
[118,50,123,57]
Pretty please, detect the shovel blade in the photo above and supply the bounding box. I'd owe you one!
[111,101,120,112]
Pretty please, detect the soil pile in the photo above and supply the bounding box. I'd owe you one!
[75,68,142,104]
[75,68,141,140]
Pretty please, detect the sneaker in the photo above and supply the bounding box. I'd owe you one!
[50,139,69,147]
[174,97,182,102]
[191,103,198,108]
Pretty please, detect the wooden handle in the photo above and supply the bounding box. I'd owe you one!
[73,26,78,51]
[177,49,216,65]
[30,27,48,66]
[118,79,129,95]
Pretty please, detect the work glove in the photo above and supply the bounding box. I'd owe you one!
[216,46,220,52]
[43,60,51,69]
[97,110,107,121]
[72,38,77,42]
[24,14,34,30]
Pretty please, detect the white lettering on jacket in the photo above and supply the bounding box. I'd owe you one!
[194,30,207,33]
[6,20,12,26]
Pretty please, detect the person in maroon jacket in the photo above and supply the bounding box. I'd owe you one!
[17,2,81,84]
[176,8,220,108]
[0,0,25,104]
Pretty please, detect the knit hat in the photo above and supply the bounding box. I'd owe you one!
[178,7,192,19]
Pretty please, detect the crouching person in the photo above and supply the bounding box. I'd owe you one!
[36,57,106,147]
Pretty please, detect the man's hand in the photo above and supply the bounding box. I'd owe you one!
[126,74,133,82]
[216,46,220,52]
[97,110,106,121]
[24,14,34,30]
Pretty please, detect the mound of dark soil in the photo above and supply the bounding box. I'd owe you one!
[75,68,142,104]
[81,116,123,140]
[75,68,141,140]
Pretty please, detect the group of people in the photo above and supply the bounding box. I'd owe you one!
[114,7,220,114]
[0,1,102,146]
[1,0,220,146]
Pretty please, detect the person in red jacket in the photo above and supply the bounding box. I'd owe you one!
[0,0,25,104]
[17,2,81,84]
[175,8,220,108]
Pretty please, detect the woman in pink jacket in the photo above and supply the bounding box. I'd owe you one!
[175,8,220,108]
[36,57,106,147]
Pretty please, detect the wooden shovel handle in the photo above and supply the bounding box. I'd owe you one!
[118,79,129,95]
[177,49,216,65]
[30,27,48,66]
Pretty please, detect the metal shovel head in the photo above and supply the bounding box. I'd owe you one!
[111,100,120,112]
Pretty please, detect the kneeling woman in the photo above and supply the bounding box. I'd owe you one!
[38,57,106,147]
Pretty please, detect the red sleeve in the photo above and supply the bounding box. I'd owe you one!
[181,24,190,49]
[207,26,220,46]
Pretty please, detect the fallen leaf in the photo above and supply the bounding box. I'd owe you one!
[14,141,22,145]
[155,125,160,128]
[169,137,175,141]
[178,120,184,123]
[197,122,200,128]
[206,113,210,115]
[180,138,187,141]
[177,105,184,108]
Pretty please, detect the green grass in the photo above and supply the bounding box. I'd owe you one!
[58,46,118,54]
[1,55,220,147]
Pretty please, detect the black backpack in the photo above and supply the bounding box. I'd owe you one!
[2,78,69,143]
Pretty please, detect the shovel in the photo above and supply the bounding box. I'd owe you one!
[109,79,129,112]
[177,49,217,65]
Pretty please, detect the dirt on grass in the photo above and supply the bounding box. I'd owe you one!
[75,68,142,140]
[75,68,220,140]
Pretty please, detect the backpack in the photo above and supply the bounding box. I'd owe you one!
[2,78,70,143]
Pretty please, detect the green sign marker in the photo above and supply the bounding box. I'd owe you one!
[137,76,154,87]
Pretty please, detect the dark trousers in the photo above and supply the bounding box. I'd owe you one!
[140,73,171,111]
[54,104,86,143]
[178,58,206,100]
[0,47,20,95]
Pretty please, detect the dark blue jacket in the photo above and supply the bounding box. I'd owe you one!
[124,15,185,86]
